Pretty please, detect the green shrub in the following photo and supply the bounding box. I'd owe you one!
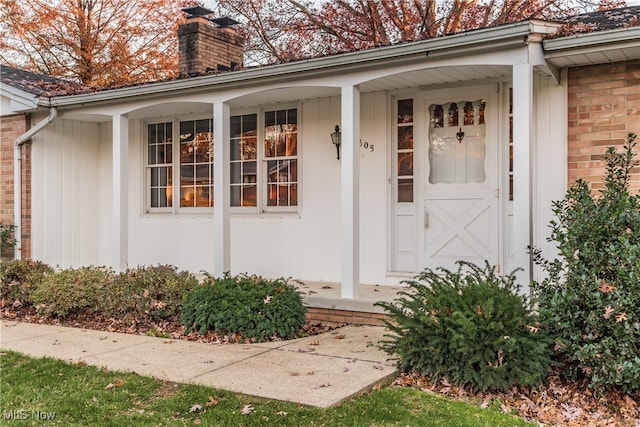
[0,222,16,253]
[31,267,113,318]
[531,133,640,394]
[102,265,199,321]
[376,261,552,392]
[0,259,53,306]
[181,273,306,341]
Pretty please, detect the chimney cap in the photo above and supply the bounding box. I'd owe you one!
[182,5,214,18]
[211,16,240,27]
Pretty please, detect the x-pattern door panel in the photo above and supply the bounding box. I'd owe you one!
[421,91,499,272]
[424,190,495,271]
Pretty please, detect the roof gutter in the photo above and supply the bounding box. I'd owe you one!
[544,26,640,66]
[13,107,57,259]
[42,21,548,109]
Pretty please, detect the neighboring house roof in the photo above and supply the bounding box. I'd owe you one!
[0,64,91,97]
[562,5,640,31]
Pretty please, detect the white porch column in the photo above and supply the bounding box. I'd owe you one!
[213,102,231,275]
[341,85,360,298]
[512,63,533,287]
[112,114,129,272]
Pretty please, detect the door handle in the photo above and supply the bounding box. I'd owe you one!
[424,210,429,228]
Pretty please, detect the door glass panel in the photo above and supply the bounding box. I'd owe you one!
[396,99,414,202]
[428,100,486,184]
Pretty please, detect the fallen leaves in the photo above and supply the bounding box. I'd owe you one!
[604,306,615,319]
[615,312,627,323]
[392,372,640,427]
[104,380,126,389]
[598,280,616,294]
[241,404,254,415]
[205,396,219,407]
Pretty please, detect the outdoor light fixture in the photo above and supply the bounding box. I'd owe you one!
[330,124,341,160]
[456,127,465,143]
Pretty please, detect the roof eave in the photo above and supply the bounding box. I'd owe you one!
[544,26,640,66]
[44,20,554,109]
[0,82,41,113]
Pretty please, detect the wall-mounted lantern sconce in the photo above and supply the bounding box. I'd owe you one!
[330,124,341,160]
[456,127,465,143]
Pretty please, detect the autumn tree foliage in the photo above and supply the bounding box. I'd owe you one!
[216,0,625,64]
[0,0,186,88]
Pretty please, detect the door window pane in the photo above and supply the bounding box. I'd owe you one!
[428,100,486,184]
[396,99,414,202]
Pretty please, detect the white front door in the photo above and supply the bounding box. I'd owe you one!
[420,87,500,272]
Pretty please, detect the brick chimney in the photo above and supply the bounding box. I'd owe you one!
[178,14,244,77]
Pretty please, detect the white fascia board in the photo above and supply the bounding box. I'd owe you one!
[44,21,542,110]
[0,83,40,113]
[544,26,640,63]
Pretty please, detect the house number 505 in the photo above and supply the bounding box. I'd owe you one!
[360,140,375,152]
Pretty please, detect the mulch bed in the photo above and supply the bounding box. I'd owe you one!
[2,303,638,426]
[0,304,339,344]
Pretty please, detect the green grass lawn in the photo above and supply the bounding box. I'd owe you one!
[1,351,532,426]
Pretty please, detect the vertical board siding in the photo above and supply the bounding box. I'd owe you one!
[31,118,104,267]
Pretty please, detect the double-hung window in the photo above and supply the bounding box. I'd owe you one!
[146,106,298,213]
[231,106,299,212]
[147,122,173,209]
[179,118,214,207]
[146,118,213,212]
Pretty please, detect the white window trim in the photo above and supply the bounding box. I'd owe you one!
[231,103,301,215]
[144,114,215,215]
[144,119,174,214]
[143,103,302,216]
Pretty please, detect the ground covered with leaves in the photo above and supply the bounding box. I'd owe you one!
[2,303,638,426]
[0,303,336,345]
[393,373,639,426]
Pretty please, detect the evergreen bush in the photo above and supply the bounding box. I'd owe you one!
[376,261,552,392]
[181,273,306,341]
[31,267,113,318]
[0,222,16,253]
[102,265,199,321]
[531,133,640,393]
[0,259,53,306]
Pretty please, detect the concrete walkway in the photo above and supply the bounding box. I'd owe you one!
[0,321,397,408]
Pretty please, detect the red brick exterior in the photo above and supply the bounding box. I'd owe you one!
[568,60,640,192]
[0,113,31,259]
[178,17,244,76]
[305,308,389,326]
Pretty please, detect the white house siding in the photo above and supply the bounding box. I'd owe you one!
[125,92,394,284]
[531,72,567,281]
[27,79,567,287]
[31,116,107,267]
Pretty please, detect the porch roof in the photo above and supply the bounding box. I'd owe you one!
[34,20,557,111]
[544,26,640,68]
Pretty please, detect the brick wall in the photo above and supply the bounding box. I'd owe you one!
[568,60,640,192]
[0,113,31,259]
[305,308,389,326]
[178,17,244,76]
